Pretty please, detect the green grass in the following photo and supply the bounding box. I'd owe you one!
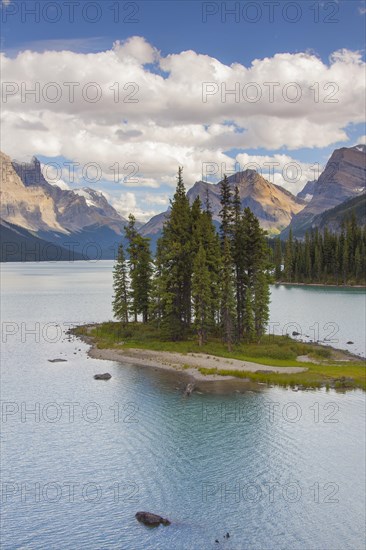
[73,322,366,391]
[198,366,365,390]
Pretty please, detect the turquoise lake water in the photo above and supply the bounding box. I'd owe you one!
[1,261,365,549]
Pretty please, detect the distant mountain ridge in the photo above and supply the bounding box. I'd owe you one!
[311,193,366,233]
[0,152,130,258]
[10,156,127,234]
[282,145,366,238]
[1,144,365,261]
[140,169,306,240]
[0,220,84,262]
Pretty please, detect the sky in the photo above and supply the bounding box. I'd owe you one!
[1,0,366,221]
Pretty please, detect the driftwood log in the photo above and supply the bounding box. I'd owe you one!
[183,383,195,396]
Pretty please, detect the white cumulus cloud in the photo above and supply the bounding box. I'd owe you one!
[1,39,365,201]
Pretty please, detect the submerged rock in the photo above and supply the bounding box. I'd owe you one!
[93,373,112,380]
[135,511,170,527]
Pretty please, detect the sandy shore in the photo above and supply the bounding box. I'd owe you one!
[79,329,307,387]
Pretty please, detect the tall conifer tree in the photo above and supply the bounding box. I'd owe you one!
[112,244,129,324]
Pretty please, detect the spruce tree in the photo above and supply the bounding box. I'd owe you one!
[112,244,129,324]
[243,286,255,342]
[241,208,270,341]
[125,214,139,322]
[220,236,235,351]
[200,205,222,330]
[134,235,153,323]
[124,214,152,323]
[219,174,233,243]
[192,244,212,346]
[274,237,282,280]
[276,208,365,286]
[253,270,270,341]
[156,167,192,339]
[284,228,293,282]
[149,239,165,326]
[232,186,245,341]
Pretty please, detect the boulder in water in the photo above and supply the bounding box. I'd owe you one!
[135,511,170,527]
[93,373,112,380]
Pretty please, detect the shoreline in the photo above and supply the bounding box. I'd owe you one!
[86,337,307,377]
[273,282,366,289]
[77,329,308,394]
[74,325,365,393]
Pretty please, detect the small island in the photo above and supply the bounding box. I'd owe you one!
[74,322,365,392]
[74,168,365,392]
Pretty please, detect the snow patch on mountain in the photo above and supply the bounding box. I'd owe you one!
[74,188,106,208]
[303,194,313,202]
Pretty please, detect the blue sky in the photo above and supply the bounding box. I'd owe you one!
[2,1,366,62]
[1,0,365,220]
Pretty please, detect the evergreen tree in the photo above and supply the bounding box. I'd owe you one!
[253,270,270,341]
[232,186,245,341]
[134,235,153,323]
[156,167,192,339]
[314,229,322,282]
[305,232,312,281]
[125,214,139,321]
[124,214,152,323]
[149,239,165,326]
[219,174,233,243]
[112,244,129,324]
[241,208,270,341]
[354,246,362,282]
[284,228,293,282]
[342,236,349,284]
[276,209,365,286]
[192,244,212,346]
[205,186,212,215]
[274,237,282,280]
[242,286,255,342]
[220,236,235,351]
[200,205,222,329]
[191,195,222,334]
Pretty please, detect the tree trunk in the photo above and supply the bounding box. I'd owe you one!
[198,330,203,347]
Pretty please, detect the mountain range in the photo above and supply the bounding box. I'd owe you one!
[281,144,366,238]
[0,152,128,260]
[141,170,306,245]
[0,145,365,261]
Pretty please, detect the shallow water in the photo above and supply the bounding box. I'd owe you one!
[1,261,365,549]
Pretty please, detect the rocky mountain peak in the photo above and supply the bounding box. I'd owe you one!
[12,156,43,187]
[352,144,366,153]
[1,151,127,235]
[282,144,366,238]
